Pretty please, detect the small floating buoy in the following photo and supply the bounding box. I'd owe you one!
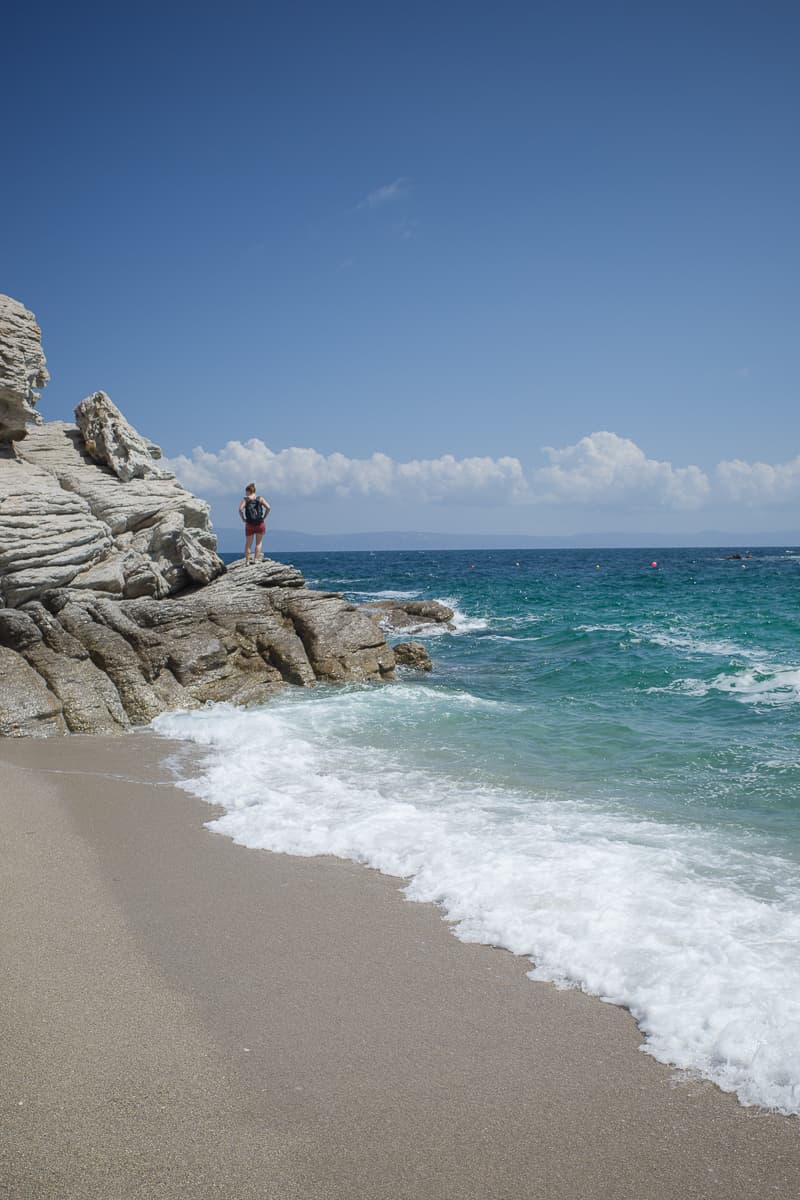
[650,561,658,568]
[596,563,601,569]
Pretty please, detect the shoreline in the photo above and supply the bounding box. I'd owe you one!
[1,732,798,1198]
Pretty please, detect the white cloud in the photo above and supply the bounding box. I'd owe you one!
[166,440,528,504]
[167,431,800,514]
[357,177,410,209]
[531,431,711,510]
[715,456,800,505]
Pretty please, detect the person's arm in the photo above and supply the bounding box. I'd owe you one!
[260,497,271,517]
[239,499,247,522]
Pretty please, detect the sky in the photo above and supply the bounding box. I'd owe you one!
[3,0,799,540]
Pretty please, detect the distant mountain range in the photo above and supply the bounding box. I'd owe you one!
[214,527,800,553]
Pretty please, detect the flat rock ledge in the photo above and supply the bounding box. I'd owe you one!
[0,559,395,736]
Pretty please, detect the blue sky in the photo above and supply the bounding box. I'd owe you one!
[3,1,799,538]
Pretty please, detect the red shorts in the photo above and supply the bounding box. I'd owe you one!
[245,522,266,536]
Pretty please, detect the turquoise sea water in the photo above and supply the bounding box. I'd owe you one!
[155,547,800,1114]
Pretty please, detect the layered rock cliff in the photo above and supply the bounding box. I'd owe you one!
[0,295,48,444]
[0,294,396,735]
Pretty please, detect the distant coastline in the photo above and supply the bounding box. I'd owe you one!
[215,527,800,553]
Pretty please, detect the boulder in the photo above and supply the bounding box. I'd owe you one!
[0,294,48,444]
[75,391,171,482]
[360,598,454,630]
[393,641,433,671]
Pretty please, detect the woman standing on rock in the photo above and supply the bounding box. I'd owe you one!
[239,483,271,564]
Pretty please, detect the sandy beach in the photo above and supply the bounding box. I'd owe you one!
[1,732,798,1199]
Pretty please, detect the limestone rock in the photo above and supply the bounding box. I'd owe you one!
[393,641,433,671]
[0,447,113,607]
[360,599,455,631]
[5,418,225,604]
[0,295,48,443]
[75,391,171,482]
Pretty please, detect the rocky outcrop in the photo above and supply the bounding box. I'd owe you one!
[393,641,433,671]
[75,390,172,483]
[0,295,48,443]
[0,561,395,736]
[360,599,455,631]
[2,396,225,607]
[0,294,398,736]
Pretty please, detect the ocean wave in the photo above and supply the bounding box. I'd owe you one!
[483,634,544,643]
[153,693,800,1116]
[647,666,800,706]
[576,623,626,634]
[631,625,762,660]
[347,588,423,602]
[710,666,800,706]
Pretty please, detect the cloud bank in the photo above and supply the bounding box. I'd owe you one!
[531,432,710,509]
[166,432,800,511]
[167,440,527,504]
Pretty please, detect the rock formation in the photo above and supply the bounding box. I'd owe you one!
[0,294,48,443]
[393,641,433,671]
[359,598,455,631]
[0,561,395,736]
[0,295,396,736]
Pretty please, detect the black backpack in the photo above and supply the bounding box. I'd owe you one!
[244,498,266,523]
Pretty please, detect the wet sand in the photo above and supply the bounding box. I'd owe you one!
[1,732,798,1199]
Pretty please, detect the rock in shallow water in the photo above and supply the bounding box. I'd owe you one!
[360,599,454,630]
[393,641,433,671]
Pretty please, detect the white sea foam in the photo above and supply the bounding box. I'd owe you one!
[153,688,800,1115]
[709,666,800,706]
[434,598,491,636]
[371,597,491,637]
[348,588,423,602]
[632,625,762,660]
[484,634,543,643]
[492,613,545,627]
[576,623,626,634]
[648,665,800,706]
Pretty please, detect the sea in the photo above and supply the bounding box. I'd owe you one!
[152,547,800,1116]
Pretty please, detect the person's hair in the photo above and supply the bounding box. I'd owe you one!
[246,483,256,494]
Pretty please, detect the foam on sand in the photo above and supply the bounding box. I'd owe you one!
[153,686,800,1116]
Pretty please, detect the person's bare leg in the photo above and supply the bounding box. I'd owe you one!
[254,532,265,562]
[244,533,255,563]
